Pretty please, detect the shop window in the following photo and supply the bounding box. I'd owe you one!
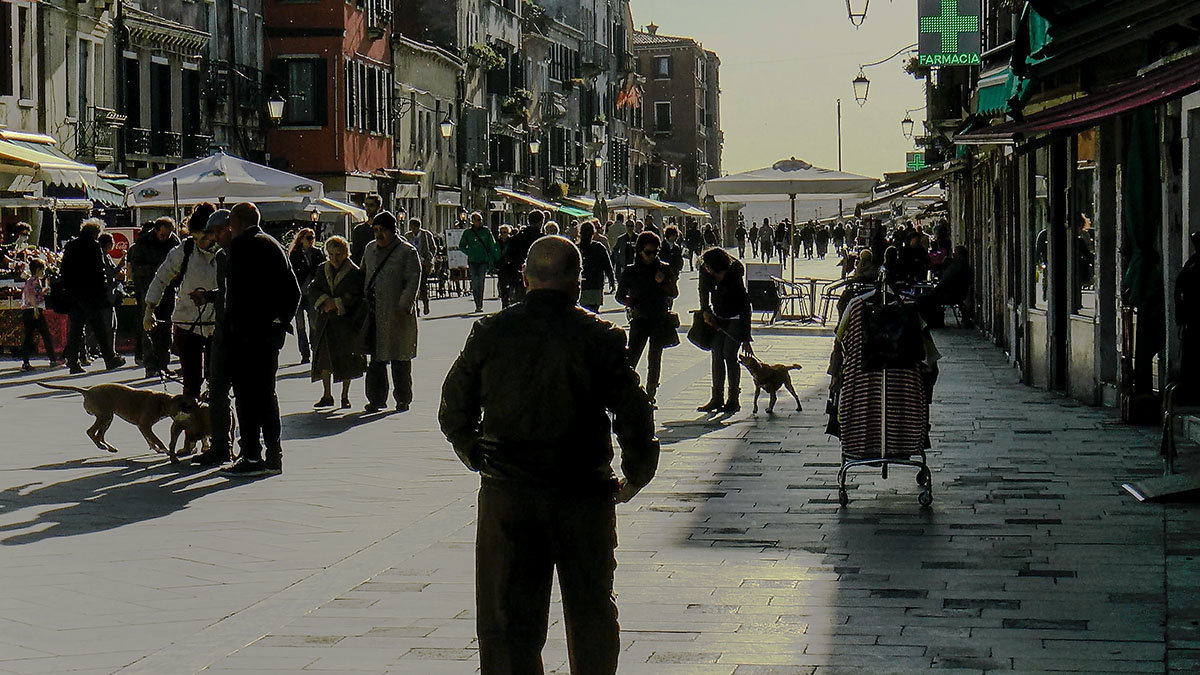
[1032,146,1050,311]
[1072,129,1097,317]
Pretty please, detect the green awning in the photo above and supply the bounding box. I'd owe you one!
[975,67,1016,115]
[557,204,592,218]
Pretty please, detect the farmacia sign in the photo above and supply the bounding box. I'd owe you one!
[918,0,982,67]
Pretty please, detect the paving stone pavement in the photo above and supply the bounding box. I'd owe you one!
[0,259,1195,674]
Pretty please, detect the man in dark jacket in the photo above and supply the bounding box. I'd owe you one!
[349,193,384,265]
[220,203,301,477]
[617,231,679,406]
[60,219,126,373]
[439,236,658,675]
[127,217,179,376]
[497,209,545,305]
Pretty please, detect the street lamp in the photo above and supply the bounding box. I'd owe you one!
[439,115,455,140]
[594,155,604,168]
[310,208,320,223]
[852,70,870,106]
[853,43,919,107]
[901,104,926,139]
[846,0,869,27]
[668,166,679,179]
[529,138,541,154]
[267,94,286,122]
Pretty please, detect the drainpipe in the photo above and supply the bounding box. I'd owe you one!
[115,0,126,172]
[225,0,244,156]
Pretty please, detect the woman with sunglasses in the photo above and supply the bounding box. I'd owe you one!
[697,247,751,413]
[289,228,325,364]
[616,231,679,407]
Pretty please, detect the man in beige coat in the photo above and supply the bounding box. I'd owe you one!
[361,211,422,412]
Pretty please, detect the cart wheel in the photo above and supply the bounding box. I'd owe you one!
[918,490,933,507]
[916,468,930,487]
[838,488,848,506]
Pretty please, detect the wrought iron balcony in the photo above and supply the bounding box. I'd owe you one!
[126,127,152,156]
[185,134,213,158]
[160,131,183,158]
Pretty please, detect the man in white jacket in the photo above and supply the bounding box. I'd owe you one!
[144,207,221,399]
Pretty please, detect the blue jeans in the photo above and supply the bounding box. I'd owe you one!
[469,262,490,310]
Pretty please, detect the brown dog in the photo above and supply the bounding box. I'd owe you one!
[168,404,212,463]
[738,354,803,415]
[38,382,194,455]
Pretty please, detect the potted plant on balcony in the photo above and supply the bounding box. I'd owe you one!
[466,43,506,71]
[545,181,568,200]
[502,88,534,123]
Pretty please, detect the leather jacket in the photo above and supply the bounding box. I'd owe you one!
[439,289,659,493]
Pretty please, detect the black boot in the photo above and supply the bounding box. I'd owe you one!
[698,387,724,412]
[722,387,741,413]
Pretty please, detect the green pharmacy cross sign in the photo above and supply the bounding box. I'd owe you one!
[907,152,927,172]
[918,0,981,67]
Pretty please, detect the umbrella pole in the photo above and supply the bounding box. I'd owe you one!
[789,193,796,284]
[172,178,180,227]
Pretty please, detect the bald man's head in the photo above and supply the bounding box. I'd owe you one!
[523,236,581,297]
[230,202,260,236]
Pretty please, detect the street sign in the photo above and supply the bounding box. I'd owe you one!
[918,0,981,67]
[907,152,927,172]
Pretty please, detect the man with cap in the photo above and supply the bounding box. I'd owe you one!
[192,208,236,466]
[362,210,423,412]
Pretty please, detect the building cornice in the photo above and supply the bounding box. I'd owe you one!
[123,5,210,57]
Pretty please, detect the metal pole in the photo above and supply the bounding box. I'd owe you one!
[172,178,180,226]
[789,193,796,284]
[838,99,844,218]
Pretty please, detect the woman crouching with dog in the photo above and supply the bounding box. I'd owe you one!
[697,247,752,413]
[306,236,368,408]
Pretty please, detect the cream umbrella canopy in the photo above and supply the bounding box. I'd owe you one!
[699,158,877,280]
[124,151,324,208]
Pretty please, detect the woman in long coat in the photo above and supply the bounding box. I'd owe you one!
[306,236,367,408]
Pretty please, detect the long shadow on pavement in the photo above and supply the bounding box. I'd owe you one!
[279,409,392,441]
[649,330,1168,672]
[0,458,247,546]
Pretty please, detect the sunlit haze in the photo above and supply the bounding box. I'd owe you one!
[632,0,925,180]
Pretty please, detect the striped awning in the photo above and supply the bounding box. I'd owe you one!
[0,140,98,189]
[493,187,559,211]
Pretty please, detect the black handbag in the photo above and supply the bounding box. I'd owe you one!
[687,310,716,350]
[861,297,925,372]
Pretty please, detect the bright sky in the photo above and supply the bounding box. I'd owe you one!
[631,0,925,180]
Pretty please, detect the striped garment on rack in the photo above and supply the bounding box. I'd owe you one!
[836,295,928,460]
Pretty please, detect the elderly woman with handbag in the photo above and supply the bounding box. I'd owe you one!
[306,236,367,409]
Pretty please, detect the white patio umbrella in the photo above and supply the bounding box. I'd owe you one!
[125,151,324,209]
[699,158,877,281]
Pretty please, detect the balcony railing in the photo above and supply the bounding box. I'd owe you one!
[185,133,213,158]
[126,127,152,155]
[539,91,567,122]
[582,42,611,70]
[160,131,183,158]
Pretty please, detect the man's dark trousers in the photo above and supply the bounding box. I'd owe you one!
[476,480,620,675]
[366,358,412,407]
[207,336,233,459]
[230,340,282,462]
[64,304,116,366]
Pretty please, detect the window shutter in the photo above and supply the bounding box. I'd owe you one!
[314,58,328,126]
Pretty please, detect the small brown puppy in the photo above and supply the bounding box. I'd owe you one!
[738,354,803,415]
[168,404,212,463]
[38,382,194,454]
